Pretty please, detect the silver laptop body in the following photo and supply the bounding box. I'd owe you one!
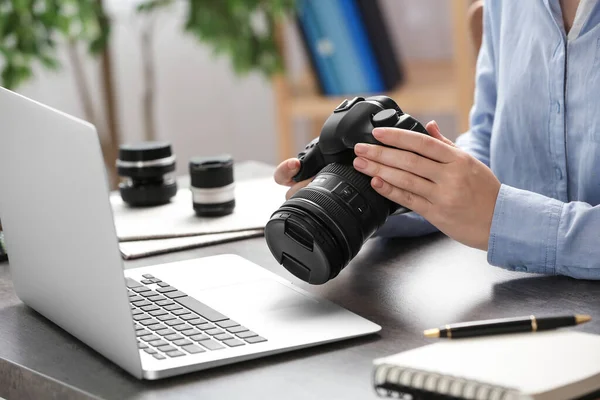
[0,87,380,379]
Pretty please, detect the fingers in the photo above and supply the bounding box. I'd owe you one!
[371,177,431,216]
[286,180,311,200]
[274,158,300,186]
[354,143,442,182]
[353,157,436,200]
[426,120,456,147]
[372,127,456,163]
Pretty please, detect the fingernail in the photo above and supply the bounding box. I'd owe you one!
[432,120,441,134]
[353,157,367,169]
[372,128,386,138]
[372,177,384,189]
[355,143,368,155]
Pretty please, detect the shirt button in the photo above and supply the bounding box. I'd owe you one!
[555,167,563,180]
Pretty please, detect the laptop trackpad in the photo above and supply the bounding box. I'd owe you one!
[198,279,318,315]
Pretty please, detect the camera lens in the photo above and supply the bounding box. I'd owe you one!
[116,141,177,207]
[189,155,235,217]
[265,163,399,284]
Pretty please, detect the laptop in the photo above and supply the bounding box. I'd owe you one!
[0,87,381,380]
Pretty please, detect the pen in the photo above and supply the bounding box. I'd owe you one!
[424,314,592,339]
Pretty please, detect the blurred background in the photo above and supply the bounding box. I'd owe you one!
[0,0,479,190]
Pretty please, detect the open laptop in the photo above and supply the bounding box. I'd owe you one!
[0,87,380,380]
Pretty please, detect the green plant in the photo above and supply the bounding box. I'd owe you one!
[0,0,296,187]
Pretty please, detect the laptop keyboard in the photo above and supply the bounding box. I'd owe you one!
[126,274,267,361]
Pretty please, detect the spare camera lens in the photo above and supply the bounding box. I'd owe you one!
[189,155,235,217]
[116,141,177,207]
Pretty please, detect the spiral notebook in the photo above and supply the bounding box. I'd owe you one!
[372,331,600,400]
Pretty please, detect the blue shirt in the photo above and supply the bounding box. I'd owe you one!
[375,0,600,280]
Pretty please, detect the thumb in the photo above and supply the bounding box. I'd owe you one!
[426,120,455,147]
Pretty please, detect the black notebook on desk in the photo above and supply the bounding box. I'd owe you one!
[372,331,600,400]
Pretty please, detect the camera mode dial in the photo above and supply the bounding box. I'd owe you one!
[371,109,400,128]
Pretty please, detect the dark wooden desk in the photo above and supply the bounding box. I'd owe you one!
[1,162,599,400]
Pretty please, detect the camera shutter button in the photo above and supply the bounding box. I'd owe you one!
[372,109,400,127]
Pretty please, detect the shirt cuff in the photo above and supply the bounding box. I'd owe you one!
[487,184,564,274]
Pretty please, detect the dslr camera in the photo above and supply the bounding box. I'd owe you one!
[265,95,429,285]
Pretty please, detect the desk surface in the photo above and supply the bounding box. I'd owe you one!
[1,161,599,400]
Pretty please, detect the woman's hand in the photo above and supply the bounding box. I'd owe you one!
[273,158,312,200]
[353,121,501,251]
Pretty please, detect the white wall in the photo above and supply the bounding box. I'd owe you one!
[13,0,455,178]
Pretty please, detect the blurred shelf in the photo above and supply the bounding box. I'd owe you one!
[272,0,475,162]
[288,60,457,119]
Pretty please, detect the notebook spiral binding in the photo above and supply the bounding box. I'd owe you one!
[373,364,521,400]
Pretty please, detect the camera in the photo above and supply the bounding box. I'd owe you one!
[264,96,429,284]
[117,141,178,207]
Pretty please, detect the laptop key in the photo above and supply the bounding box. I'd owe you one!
[157,282,170,287]
[141,335,160,342]
[153,353,166,360]
[173,324,191,332]
[132,286,151,293]
[157,314,176,322]
[164,304,182,311]
[165,318,185,326]
[157,345,177,353]
[132,300,151,307]
[165,334,184,341]
[214,333,233,341]
[197,323,215,331]
[133,314,151,321]
[148,295,166,302]
[126,278,142,288]
[227,326,249,334]
[223,339,245,347]
[199,339,225,351]
[173,339,193,346]
[187,318,208,325]
[143,348,157,355]
[166,350,185,358]
[140,291,159,298]
[205,328,224,336]
[172,308,191,316]
[236,331,258,339]
[150,278,161,283]
[156,299,175,307]
[156,329,175,336]
[132,309,144,316]
[149,309,168,317]
[246,336,267,344]
[216,320,239,329]
[141,279,154,285]
[174,296,228,322]
[180,314,201,321]
[181,329,201,337]
[156,286,177,293]
[129,295,144,303]
[142,274,154,279]
[182,344,205,354]
[165,291,187,299]
[140,318,159,326]
[149,340,169,348]
[136,329,152,337]
[138,342,148,349]
[191,334,210,341]
[148,324,167,331]
[141,305,159,312]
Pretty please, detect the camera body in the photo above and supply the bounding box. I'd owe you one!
[265,96,429,285]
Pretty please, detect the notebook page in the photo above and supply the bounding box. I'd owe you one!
[374,331,600,396]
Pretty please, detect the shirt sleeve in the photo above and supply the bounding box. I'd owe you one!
[488,184,600,280]
[454,1,498,167]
